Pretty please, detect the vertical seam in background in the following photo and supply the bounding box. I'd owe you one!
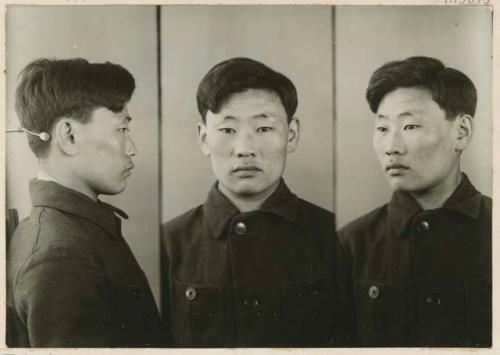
[156,4,163,313]
[332,6,337,222]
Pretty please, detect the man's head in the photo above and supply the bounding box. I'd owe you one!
[15,58,137,198]
[196,58,300,201]
[367,56,475,194]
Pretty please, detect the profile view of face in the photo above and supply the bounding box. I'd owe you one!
[372,87,461,194]
[73,106,137,198]
[199,88,299,200]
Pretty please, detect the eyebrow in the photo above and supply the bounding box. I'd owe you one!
[222,112,276,121]
[376,110,421,119]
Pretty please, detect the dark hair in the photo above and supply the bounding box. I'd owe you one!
[196,57,298,123]
[15,58,136,157]
[366,56,477,119]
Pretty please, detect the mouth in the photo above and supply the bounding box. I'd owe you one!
[123,163,135,177]
[232,165,262,177]
[385,163,409,175]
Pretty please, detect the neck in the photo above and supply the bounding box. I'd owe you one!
[218,180,280,213]
[39,159,98,201]
[409,170,462,210]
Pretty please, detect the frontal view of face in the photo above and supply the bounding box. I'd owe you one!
[199,88,299,201]
[373,87,461,195]
[74,106,137,198]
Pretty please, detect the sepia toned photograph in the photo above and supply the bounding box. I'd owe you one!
[3,2,496,352]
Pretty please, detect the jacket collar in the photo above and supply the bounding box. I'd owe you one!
[388,173,482,238]
[203,178,299,239]
[29,179,128,239]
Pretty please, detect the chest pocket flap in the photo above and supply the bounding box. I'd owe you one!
[172,280,224,347]
[355,279,408,346]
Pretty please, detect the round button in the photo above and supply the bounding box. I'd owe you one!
[132,287,144,298]
[235,222,247,235]
[368,285,380,299]
[185,287,197,301]
[417,220,430,232]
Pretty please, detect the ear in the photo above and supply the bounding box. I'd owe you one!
[53,118,78,156]
[197,123,211,156]
[454,114,473,153]
[286,117,300,153]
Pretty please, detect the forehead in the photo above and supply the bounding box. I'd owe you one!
[214,89,286,118]
[377,87,440,116]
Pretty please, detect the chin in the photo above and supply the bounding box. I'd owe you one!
[98,183,128,196]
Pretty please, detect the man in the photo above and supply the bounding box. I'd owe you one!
[338,56,491,347]
[7,58,162,347]
[161,57,344,347]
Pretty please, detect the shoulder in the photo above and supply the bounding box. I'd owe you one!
[161,205,204,238]
[480,194,492,214]
[11,207,93,252]
[337,203,388,246]
[9,207,99,277]
[296,198,336,233]
[297,198,335,219]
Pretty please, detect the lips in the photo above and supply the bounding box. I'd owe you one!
[385,163,409,176]
[123,163,135,177]
[385,163,409,171]
[232,165,261,177]
[233,165,261,172]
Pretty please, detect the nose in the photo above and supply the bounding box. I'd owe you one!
[234,131,256,158]
[385,130,405,156]
[125,134,138,157]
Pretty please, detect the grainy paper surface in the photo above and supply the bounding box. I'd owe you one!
[1,0,498,354]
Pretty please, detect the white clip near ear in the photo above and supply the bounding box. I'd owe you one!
[6,127,51,141]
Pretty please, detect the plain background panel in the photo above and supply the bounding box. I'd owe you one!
[336,6,492,228]
[6,6,161,304]
[161,5,335,223]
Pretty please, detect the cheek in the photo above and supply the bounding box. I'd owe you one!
[86,136,123,162]
[372,136,384,158]
[207,139,231,158]
[259,132,288,154]
[411,135,452,166]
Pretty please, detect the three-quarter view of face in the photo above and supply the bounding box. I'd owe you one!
[372,87,463,195]
[72,106,137,198]
[198,88,299,200]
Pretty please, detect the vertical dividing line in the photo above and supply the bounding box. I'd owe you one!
[156,5,162,121]
[156,4,164,314]
[331,6,337,221]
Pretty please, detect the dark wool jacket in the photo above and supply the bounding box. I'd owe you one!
[161,179,346,347]
[338,174,492,347]
[7,180,163,347]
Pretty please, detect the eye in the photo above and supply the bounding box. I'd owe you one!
[404,124,419,130]
[218,128,236,134]
[257,127,273,133]
[375,126,388,132]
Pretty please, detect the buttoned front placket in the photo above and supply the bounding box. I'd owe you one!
[408,209,476,346]
[226,211,293,346]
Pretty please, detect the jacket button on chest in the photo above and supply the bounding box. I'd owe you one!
[132,287,144,298]
[235,222,247,235]
[416,220,430,233]
[368,285,380,299]
[185,287,197,301]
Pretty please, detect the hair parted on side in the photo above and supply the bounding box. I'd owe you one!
[15,58,136,157]
[196,57,298,123]
[366,56,477,119]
